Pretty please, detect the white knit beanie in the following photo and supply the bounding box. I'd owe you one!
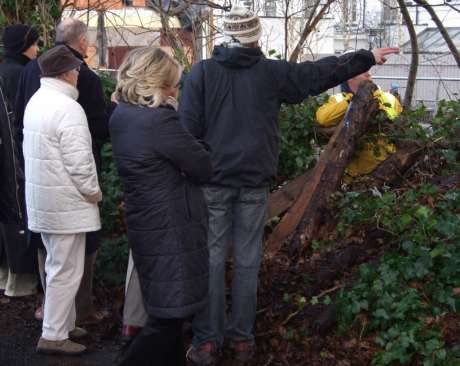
[223,4,262,45]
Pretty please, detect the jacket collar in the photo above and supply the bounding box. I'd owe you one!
[3,50,30,66]
[40,77,79,100]
[55,43,87,65]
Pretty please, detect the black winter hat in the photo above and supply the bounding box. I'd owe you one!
[2,24,39,54]
[38,45,82,77]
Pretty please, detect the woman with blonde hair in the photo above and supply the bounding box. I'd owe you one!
[109,47,212,366]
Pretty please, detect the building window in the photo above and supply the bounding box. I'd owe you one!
[122,0,133,6]
[264,0,276,17]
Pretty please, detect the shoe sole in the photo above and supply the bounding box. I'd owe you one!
[36,347,86,356]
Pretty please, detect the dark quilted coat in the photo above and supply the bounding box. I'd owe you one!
[109,102,212,319]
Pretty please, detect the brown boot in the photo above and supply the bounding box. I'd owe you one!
[36,337,86,355]
[233,341,255,364]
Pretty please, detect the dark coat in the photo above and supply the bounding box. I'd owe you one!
[180,46,376,188]
[0,52,36,273]
[0,52,28,223]
[109,102,212,319]
[14,45,110,254]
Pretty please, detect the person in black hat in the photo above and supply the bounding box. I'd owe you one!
[0,24,40,298]
[0,24,39,104]
[23,45,102,355]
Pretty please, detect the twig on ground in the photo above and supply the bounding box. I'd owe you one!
[317,283,344,299]
[281,310,300,326]
[263,354,274,366]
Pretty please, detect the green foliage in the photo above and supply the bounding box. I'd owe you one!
[0,0,61,47]
[95,73,128,285]
[432,100,460,142]
[98,71,117,103]
[96,143,128,285]
[100,143,124,234]
[336,186,460,365]
[277,95,328,181]
[334,100,460,365]
[95,235,129,285]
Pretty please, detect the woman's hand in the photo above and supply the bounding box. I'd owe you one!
[84,190,103,204]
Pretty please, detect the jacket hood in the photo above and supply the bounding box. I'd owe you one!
[212,45,263,68]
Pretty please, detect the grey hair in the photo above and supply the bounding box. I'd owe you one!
[55,19,87,45]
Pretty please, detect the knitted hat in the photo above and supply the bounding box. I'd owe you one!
[2,24,39,54]
[223,4,262,44]
[38,45,82,77]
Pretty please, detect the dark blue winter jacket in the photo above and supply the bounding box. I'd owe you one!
[180,46,375,188]
[110,103,212,319]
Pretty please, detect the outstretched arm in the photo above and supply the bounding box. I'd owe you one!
[274,48,400,104]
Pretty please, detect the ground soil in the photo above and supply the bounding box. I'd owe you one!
[0,228,393,366]
[2,170,460,366]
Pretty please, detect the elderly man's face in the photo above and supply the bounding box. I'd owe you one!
[348,71,372,93]
[79,34,89,57]
[60,66,80,88]
[355,71,372,83]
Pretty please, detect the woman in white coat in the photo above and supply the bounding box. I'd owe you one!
[23,45,102,356]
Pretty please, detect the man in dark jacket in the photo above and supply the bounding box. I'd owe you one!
[181,5,400,365]
[0,24,39,297]
[15,18,110,324]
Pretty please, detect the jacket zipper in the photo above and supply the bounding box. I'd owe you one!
[0,86,23,220]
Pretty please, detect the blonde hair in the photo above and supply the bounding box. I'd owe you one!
[114,47,182,108]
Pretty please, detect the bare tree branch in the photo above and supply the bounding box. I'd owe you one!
[413,0,460,67]
[396,0,418,108]
[289,0,336,62]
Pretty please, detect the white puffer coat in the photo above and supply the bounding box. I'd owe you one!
[23,78,101,234]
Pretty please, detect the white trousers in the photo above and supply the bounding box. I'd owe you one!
[123,250,148,327]
[41,233,85,341]
[0,265,37,297]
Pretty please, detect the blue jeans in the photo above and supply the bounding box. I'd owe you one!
[192,186,268,348]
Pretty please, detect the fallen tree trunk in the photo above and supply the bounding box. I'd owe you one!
[371,144,422,185]
[267,171,312,219]
[266,81,379,258]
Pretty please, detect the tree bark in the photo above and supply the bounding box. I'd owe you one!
[267,171,312,219]
[370,144,422,185]
[412,0,460,67]
[396,0,419,109]
[265,81,379,258]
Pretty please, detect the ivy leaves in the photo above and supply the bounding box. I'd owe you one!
[336,185,460,365]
